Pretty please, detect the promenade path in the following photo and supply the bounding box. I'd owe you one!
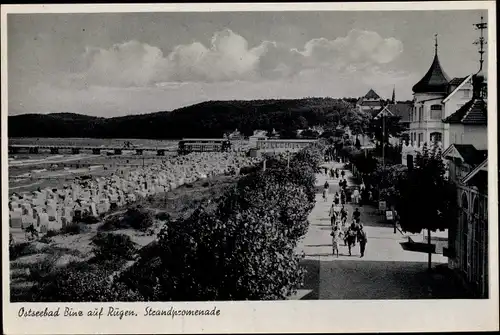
[295,162,466,300]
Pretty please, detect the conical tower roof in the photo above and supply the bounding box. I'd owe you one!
[412,36,450,94]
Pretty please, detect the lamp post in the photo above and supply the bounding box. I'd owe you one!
[382,111,386,169]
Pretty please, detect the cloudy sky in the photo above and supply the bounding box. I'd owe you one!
[8,10,487,117]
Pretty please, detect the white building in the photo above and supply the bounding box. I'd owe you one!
[409,40,474,147]
[442,73,488,151]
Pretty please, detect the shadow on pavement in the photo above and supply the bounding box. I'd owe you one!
[300,259,319,300]
[300,259,472,300]
[306,244,332,247]
[305,253,331,257]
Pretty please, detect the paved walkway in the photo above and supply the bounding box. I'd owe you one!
[296,162,454,300]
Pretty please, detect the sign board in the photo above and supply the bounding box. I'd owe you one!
[386,210,393,221]
[378,201,387,211]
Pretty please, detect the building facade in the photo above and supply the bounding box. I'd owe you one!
[444,157,488,298]
[441,71,488,298]
[409,42,474,147]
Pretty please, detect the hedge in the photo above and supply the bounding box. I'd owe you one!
[29,142,324,302]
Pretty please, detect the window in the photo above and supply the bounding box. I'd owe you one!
[418,106,423,121]
[430,105,443,120]
[430,132,442,143]
[463,89,470,98]
[481,85,487,99]
[461,192,469,273]
[418,133,423,145]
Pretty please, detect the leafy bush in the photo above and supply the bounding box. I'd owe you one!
[154,205,305,301]
[350,150,378,175]
[292,145,324,173]
[61,223,90,235]
[99,214,124,231]
[92,232,137,262]
[99,206,154,232]
[78,212,100,225]
[9,242,32,261]
[29,261,144,302]
[45,229,58,238]
[155,211,171,221]
[231,172,311,242]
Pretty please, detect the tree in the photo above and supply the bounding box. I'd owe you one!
[355,137,361,150]
[368,115,406,145]
[369,164,408,207]
[280,127,298,139]
[296,116,308,129]
[300,129,320,139]
[153,193,306,301]
[396,142,457,270]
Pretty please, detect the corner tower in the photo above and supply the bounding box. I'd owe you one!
[409,34,450,146]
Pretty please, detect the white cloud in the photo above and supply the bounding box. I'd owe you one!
[166,29,260,82]
[9,28,410,116]
[75,28,404,87]
[82,41,167,87]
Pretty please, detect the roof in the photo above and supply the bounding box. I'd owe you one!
[361,100,384,107]
[374,105,392,119]
[387,103,413,122]
[462,158,488,184]
[364,89,381,100]
[449,77,466,86]
[412,53,450,94]
[370,108,384,117]
[442,74,473,103]
[448,144,488,166]
[442,98,487,125]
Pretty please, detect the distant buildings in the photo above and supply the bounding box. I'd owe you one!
[356,89,384,116]
[249,130,268,146]
[371,87,413,145]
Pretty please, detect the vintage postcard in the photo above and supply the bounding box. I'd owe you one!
[2,2,498,334]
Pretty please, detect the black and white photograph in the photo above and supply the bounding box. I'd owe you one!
[2,2,498,334]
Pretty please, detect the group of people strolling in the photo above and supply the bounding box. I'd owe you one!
[321,164,368,257]
[329,205,368,258]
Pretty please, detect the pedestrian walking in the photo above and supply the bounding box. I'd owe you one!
[330,226,340,258]
[334,192,340,205]
[341,170,345,178]
[346,222,358,256]
[352,208,361,224]
[340,190,346,205]
[353,188,360,204]
[358,225,367,258]
[329,204,337,227]
[340,205,348,225]
[335,169,339,179]
[323,180,329,202]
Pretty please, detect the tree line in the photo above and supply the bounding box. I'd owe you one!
[8,98,371,139]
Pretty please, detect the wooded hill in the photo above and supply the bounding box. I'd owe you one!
[8,98,366,139]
